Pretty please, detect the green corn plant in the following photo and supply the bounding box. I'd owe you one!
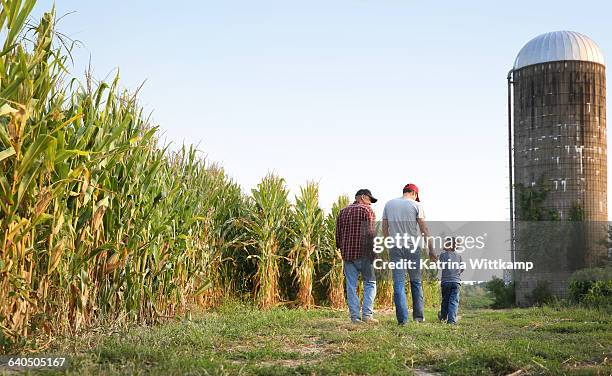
[373,226,394,308]
[0,0,249,350]
[0,1,96,341]
[243,174,290,309]
[288,182,323,308]
[320,195,349,309]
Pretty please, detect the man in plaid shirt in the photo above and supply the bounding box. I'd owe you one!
[336,189,378,324]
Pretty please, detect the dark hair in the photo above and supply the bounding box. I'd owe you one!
[403,188,415,194]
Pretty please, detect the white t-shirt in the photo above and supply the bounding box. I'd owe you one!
[382,197,425,249]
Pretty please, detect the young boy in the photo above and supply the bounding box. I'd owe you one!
[438,237,464,324]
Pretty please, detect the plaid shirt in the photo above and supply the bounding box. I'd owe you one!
[335,202,376,261]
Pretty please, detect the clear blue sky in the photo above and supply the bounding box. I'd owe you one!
[35,0,612,220]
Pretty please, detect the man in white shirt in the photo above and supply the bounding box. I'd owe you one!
[382,183,437,325]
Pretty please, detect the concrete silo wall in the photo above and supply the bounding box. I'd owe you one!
[512,60,607,304]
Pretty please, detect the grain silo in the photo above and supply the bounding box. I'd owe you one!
[509,31,607,305]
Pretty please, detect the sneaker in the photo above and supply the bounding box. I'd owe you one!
[437,311,442,322]
[351,318,364,324]
[415,318,425,323]
[363,316,379,324]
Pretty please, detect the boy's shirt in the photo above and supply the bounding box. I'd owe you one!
[439,250,463,284]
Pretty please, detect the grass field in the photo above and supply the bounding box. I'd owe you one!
[14,303,610,376]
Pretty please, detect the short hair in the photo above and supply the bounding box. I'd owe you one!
[403,187,415,194]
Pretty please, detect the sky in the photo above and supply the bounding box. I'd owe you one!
[34,0,612,220]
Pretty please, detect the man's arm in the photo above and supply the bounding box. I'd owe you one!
[365,207,377,260]
[417,217,437,261]
[366,207,376,238]
[335,212,343,251]
[381,204,389,238]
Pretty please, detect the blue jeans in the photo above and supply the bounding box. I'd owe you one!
[343,257,377,321]
[440,282,460,324]
[390,247,424,324]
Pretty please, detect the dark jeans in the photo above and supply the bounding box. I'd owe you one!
[440,282,460,324]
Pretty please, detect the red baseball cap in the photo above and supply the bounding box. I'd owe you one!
[403,183,420,202]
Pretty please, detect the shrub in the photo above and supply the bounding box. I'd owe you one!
[461,283,494,309]
[569,266,612,308]
[485,277,515,308]
[527,281,554,306]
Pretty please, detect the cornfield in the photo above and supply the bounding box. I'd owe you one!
[0,0,248,349]
[0,0,440,352]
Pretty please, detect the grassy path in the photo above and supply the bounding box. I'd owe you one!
[18,304,612,375]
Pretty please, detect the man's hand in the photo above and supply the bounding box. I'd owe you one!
[417,218,437,262]
[428,249,438,262]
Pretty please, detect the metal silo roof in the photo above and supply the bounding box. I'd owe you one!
[513,31,605,70]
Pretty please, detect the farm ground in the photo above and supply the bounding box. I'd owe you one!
[9,303,612,375]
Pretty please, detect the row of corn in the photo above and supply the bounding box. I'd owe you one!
[0,1,439,351]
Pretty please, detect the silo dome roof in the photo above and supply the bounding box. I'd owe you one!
[513,30,604,70]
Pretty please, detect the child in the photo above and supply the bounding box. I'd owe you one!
[438,237,464,324]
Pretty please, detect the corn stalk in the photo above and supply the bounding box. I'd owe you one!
[243,174,290,309]
[288,182,323,308]
[320,195,349,309]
